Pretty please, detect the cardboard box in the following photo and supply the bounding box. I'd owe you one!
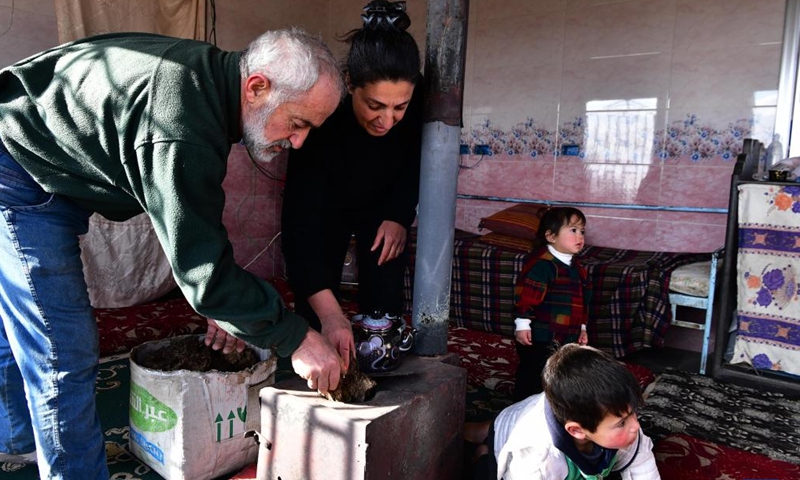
[129,335,275,480]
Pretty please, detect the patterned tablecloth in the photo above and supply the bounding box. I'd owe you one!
[732,183,800,376]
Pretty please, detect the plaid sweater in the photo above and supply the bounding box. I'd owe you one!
[514,247,591,343]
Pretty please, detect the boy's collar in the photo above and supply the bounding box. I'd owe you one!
[544,398,617,476]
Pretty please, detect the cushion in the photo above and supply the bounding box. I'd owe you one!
[653,433,800,480]
[478,204,544,240]
[669,260,718,297]
[478,232,537,253]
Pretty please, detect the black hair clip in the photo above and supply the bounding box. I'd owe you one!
[361,0,410,32]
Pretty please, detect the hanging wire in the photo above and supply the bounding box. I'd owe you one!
[207,0,217,46]
[0,0,14,39]
[235,144,286,275]
[236,150,285,274]
[243,231,282,270]
[242,143,285,182]
[459,154,486,170]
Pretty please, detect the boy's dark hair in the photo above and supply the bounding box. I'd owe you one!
[543,344,643,432]
[341,0,421,88]
[537,207,586,245]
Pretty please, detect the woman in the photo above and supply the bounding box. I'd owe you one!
[282,0,423,369]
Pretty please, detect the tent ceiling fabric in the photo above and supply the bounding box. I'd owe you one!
[55,0,206,44]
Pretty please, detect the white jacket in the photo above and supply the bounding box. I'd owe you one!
[494,394,661,480]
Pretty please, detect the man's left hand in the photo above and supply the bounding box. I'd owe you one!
[372,220,407,266]
[205,318,248,354]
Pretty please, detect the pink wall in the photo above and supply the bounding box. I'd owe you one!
[204,0,786,257]
[456,0,785,253]
[1,0,787,268]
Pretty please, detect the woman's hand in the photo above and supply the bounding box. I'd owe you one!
[372,220,407,266]
[292,329,345,394]
[319,312,355,370]
[308,290,355,370]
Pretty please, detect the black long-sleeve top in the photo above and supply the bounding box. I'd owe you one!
[281,82,423,299]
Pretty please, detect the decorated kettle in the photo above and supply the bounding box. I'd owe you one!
[352,310,416,373]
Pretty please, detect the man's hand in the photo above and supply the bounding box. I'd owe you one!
[205,318,248,354]
[319,312,355,371]
[371,220,407,266]
[515,329,532,346]
[291,329,345,394]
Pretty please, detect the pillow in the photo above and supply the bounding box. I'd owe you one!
[478,204,544,240]
[478,232,537,253]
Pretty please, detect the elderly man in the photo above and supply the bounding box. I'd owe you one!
[0,28,344,479]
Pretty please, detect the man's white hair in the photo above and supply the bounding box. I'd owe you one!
[240,28,345,103]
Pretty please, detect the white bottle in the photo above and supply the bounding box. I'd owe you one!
[762,134,783,173]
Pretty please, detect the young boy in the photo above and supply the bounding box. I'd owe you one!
[472,344,660,479]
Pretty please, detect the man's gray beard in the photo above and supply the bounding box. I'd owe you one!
[242,99,292,163]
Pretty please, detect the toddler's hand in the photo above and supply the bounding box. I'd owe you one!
[515,330,532,346]
[578,327,589,346]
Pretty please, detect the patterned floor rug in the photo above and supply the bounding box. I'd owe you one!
[0,355,163,479]
[638,369,800,465]
[0,351,515,479]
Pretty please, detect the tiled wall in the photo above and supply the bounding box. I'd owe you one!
[219,0,785,266]
[457,0,786,253]
[1,0,788,274]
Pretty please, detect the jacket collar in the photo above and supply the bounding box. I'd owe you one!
[545,398,618,476]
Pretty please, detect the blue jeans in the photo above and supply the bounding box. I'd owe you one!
[0,143,108,479]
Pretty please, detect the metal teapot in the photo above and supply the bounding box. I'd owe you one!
[352,310,416,373]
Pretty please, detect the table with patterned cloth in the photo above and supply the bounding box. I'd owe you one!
[731,183,800,377]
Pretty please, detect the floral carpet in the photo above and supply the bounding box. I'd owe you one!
[0,342,517,479]
[0,355,162,479]
[6,355,797,479]
[5,278,795,479]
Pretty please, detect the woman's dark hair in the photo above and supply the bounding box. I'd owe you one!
[536,207,586,245]
[543,344,644,432]
[342,0,421,88]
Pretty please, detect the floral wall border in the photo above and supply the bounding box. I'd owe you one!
[461,114,753,162]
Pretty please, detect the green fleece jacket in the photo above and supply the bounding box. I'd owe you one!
[0,32,307,357]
